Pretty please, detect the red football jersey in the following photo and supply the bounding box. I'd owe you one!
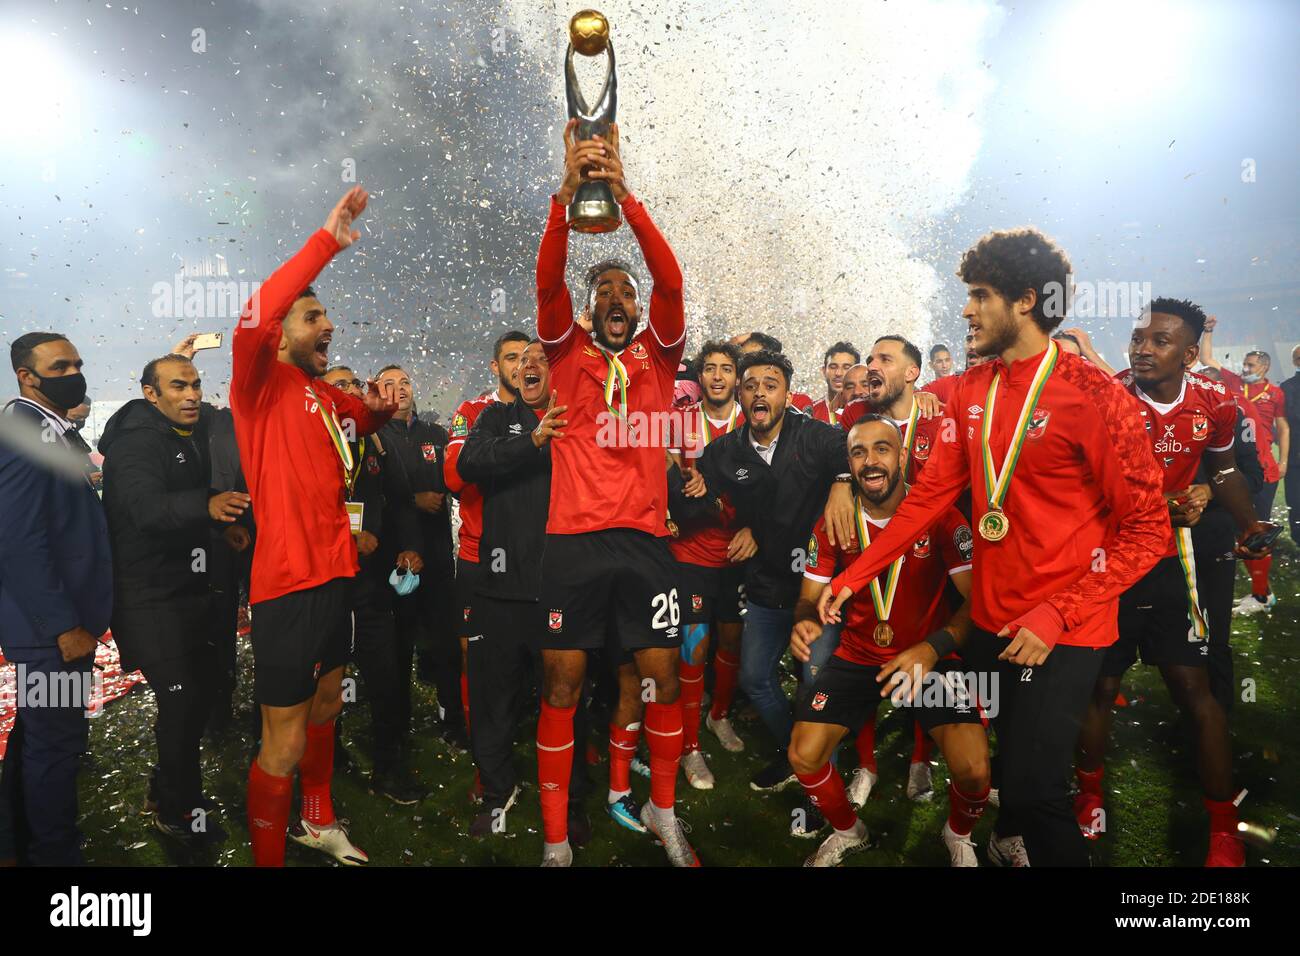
[1220,368,1286,482]
[922,375,959,406]
[840,397,944,481]
[830,348,1167,650]
[231,230,393,605]
[808,397,840,425]
[1117,371,1235,556]
[444,394,496,563]
[536,195,686,536]
[669,401,745,568]
[790,392,815,412]
[804,507,973,666]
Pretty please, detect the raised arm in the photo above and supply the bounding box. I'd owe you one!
[1199,314,1222,370]
[232,188,368,410]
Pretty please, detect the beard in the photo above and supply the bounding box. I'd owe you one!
[974,310,1020,357]
[870,378,905,412]
[498,371,519,398]
[857,464,902,504]
[593,309,638,352]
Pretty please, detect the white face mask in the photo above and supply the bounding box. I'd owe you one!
[1241,371,1263,384]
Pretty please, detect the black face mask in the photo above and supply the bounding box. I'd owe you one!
[26,370,88,412]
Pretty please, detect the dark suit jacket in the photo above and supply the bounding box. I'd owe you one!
[0,399,113,661]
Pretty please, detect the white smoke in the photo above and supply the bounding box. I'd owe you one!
[504,0,1001,387]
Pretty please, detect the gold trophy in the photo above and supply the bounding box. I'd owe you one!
[565,9,621,233]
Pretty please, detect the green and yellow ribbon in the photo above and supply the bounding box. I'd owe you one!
[855,501,905,625]
[1174,526,1209,640]
[701,402,740,445]
[597,345,630,421]
[981,341,1058,514]
[899,399,920,482]
[309,386,355,474]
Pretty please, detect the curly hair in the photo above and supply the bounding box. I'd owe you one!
[958,228,1073,333]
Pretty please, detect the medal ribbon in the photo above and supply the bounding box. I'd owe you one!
[310,387,355,474]
[701,402,740,445]
[596,343,630,420]
[899,399,920,482]
[344,437,366,498]
[1174,526,1209,640]
[981,341,1058,513]
[854,502,904,624]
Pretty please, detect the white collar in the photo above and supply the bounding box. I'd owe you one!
[10,397,73,434]
[1134,378,1186,416]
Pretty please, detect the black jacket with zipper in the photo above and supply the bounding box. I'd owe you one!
[99,399,217,667]
[456,400,549,603]
[345,431,423,590]
[683,409,849,609]
[381,413,454,576]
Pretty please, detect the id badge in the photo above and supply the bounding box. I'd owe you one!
[347,501,365,535]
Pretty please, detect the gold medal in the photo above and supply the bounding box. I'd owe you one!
[978,509,1009,542]
[873,622,894,647]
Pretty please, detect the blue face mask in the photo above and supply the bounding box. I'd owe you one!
[1241,372,1262,385]
[389,567,421,596]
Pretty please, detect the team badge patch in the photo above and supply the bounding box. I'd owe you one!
[1191,412,1208,441]
[421,443,438,462]
[691,594,703,613]
[312,661,322,680]
[1026,409,1051,440]
[954,524,974,562]
[548,610,563,632]
[629,341,648,360]
[450,413,469,438]
[463,607,472,622]
[366,455,380,475]
[914,433,931,461]
[912,533,932,558]
[811,692,828,712]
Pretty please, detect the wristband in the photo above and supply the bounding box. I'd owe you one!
[922,628,958,659]
[833,473,853,483]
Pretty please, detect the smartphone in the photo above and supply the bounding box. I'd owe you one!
[192,332,223,351]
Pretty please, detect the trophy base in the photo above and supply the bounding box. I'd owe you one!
[567,199,622,234]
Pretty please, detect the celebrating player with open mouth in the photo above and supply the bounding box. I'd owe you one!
[790,416,987,867]
[231,187,398,866]
[533,119,697,867]
[821,228,1169,867]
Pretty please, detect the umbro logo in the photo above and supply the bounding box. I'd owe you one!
[508,423,522,435]
[736,468,748,479]
[175,451,186,463]
[967,405,983,418]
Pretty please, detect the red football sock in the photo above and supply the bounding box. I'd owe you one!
[299,719,336,826]
[947,781,990,836]
[679,662,705,753]
[608,722,640,795]
[644,699,683,811]
[911,720,932,763]
[1205,794,1239,834]
[1076,764,1104,796]
[855,713,878,772]
[460,672,471,732]
[709,651,739,721]
[537,701,576,844]
[1245,555,1272,598]
[247,760,292,867]
[796,763,858,833]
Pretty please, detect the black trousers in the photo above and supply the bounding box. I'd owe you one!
[394,563,461,732]
[468,595,590,807]
[1254,480,1279,523]
[140,643,218,824]
[349,572,404,772]
[1285,467,1300,543]
[963,628,1104,867]
[0,649,93,865]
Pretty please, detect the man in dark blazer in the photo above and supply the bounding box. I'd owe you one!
[0,331,113,865]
